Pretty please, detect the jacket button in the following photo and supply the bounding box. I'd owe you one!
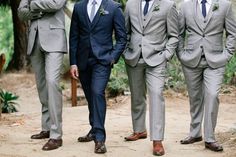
[142,34,145,36]
[200,45,203,48]
[139,44,141,47]
[202,34,205,37]
[204,20,207,23]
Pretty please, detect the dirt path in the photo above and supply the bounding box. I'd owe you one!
[0,73,236,157]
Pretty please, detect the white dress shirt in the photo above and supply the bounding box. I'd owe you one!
[142,0,154,13]
[87,0,102,19]
[198,0,212,15]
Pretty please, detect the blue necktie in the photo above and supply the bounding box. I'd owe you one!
[201,0,207,18]
[143,0,150,16]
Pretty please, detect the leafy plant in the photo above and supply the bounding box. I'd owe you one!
[0,6,14,70]
[0,89,19,113]
[165,55,186,92]
[224,54,236,86]
[107,58,129,97]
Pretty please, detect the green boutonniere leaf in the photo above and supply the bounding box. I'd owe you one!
[153,5,160,12]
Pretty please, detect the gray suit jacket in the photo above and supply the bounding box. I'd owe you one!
[177,0,236,68]
[18,0,67,55]
[123,0,179,67]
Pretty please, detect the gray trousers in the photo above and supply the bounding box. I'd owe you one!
[126,59,166,141]
[30,34,64,139]
[182,58,225,142]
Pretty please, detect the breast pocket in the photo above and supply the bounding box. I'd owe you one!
[211,15,224,26]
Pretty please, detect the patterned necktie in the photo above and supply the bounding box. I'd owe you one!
[90,0,97,22]
[201,0,207,18]
[143,0,150,16]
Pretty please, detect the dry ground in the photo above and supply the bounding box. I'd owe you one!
[0,72,236,157]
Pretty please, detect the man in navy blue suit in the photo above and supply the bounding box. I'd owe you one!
[69,0,126,154]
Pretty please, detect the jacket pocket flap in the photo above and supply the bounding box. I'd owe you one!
[213,45,223,51]
[185,44,194,50]
[49,24,65,29]
[154,47,164,52]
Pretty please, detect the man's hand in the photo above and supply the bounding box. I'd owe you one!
[31,11,44,20]
[70,65,79,80]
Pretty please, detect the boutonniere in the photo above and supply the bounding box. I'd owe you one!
[99,6,109,16]
[212,0,219,11]
[152,5,160,12]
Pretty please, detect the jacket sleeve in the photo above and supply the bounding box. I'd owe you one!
[224,2,236,61]
[18,0,42,21]
[124,2,131,52]
[69,4,80,66]
[163,2,179,61]
[30,0,66,12]
[111,5,127,63]
[177,2,186,59]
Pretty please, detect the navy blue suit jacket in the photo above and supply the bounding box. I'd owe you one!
[69,0,127,70]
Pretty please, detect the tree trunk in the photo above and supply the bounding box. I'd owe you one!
[7,0,28,71]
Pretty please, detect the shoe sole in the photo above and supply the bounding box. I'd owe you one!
[153,151,164,156]
[205,145,223,152]
[125,136,147,141]
[180,137,202,144]
[42,144,62,151]
[78,139,94,142]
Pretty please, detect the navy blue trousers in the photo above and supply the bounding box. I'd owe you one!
[79,60,111,142]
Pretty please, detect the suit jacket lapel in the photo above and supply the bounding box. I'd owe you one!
[83,0,91,27]
[204,1,215,27]
[90,0,108,30]
[193,0,204,31]
[138,0,143,30]
[143,0,159,28]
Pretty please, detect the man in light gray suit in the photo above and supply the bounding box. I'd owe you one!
[123,0,178,155]
[18,0,67,151]
[178,0,236,152]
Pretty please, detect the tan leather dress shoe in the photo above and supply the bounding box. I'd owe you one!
[42,139,62,151]
[180,136,202,144]
[205,142,223,152]
[124,131,147,141]
[31,131,50,139]
[153,141,165,156]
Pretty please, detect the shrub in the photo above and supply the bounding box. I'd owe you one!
[107,58,129,97]
[0,89,19,113]
[224,54,236,86]
[165,56,186,92]
[0,6,13,70]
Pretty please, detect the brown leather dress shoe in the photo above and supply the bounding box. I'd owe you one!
[124,131,147,141]
[31,131,50,139]
[180,136,203,144]
[78,133,94,142]
[205,142,223,152]
[153,141,165,156]
[94,141,107,154]
[42,139,63,151]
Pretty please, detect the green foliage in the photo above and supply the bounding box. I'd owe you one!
[107,58,129,97]
[166,56,186,92]
[224,54,236,85]
[0,89,19,113]
[0,6,13,70]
